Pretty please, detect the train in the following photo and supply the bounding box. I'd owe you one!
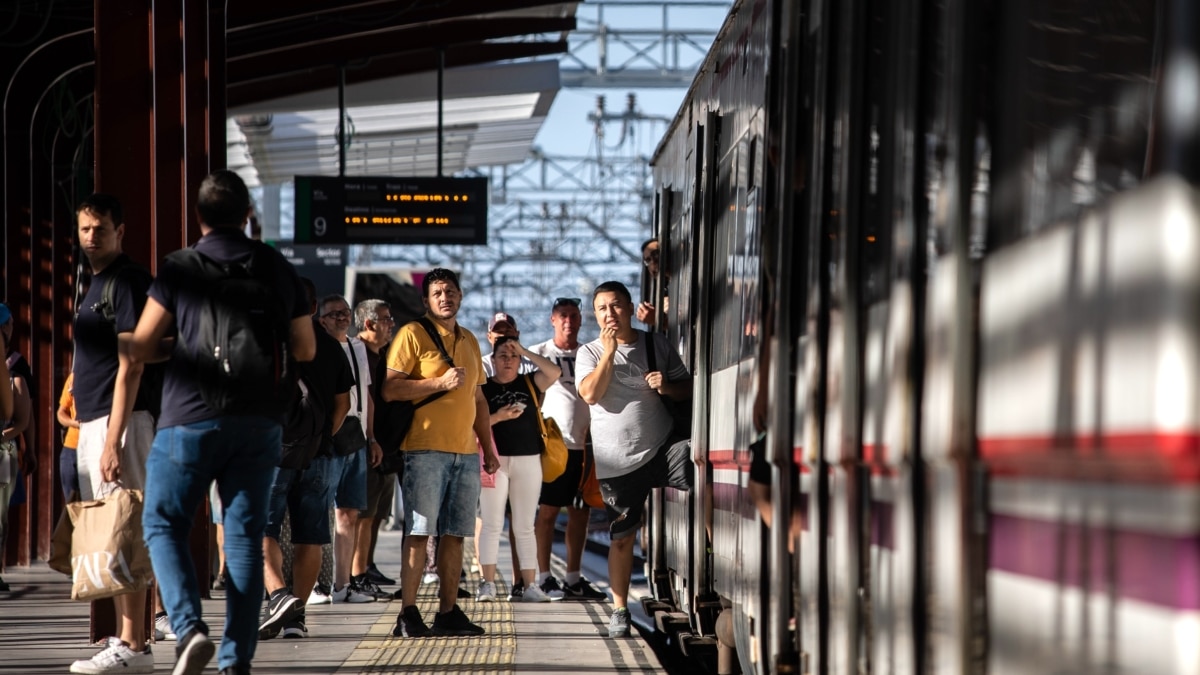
[638,0,1200,673]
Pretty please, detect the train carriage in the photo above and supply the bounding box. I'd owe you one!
[640,0,1200,673]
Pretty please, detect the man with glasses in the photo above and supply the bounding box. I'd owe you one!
[351,299,398,588]
[530,297,608,600]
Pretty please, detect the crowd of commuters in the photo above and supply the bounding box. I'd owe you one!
[0,169,697,673]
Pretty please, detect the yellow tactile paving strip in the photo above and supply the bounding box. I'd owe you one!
[339,541,518,675]
[342,590,517,674]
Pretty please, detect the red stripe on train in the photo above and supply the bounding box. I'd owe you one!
[979,432,1200,483]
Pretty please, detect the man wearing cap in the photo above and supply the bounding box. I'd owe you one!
[529,297,608,600]
[481,312,534,377]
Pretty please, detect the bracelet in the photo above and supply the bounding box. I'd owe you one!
[367,437,378,445]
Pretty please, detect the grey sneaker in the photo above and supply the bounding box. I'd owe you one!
[476,580,497,602]
[281,617,308,639]
[608,607,631,638]
[172,630,214,675]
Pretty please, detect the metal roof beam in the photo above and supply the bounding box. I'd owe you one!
[229,0,573,46]
[227,41,568,108]
[229,16,575,83]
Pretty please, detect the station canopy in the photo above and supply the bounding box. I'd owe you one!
[224,1,576,187]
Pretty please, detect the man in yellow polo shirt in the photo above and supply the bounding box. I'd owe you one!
[383,268,499,638]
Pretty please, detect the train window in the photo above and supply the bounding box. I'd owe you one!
[986,0,1161,248]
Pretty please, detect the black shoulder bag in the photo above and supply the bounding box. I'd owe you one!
[374,317,456,475]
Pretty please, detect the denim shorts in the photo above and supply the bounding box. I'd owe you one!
[598,439,693,540]
[334,447,367,512]
[401,450,480,538]
[265,454,337,545]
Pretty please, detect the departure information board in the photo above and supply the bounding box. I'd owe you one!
[293,175,488,245]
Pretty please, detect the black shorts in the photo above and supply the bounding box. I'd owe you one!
[539,448,585,508]
[598,439,693,540]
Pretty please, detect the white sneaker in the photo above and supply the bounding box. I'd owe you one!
[421,571,439,585]
[476,581,497,602]
[521,584,553,603]
[69,641,154,674]
[153,613,176,641]
[331,583,375,603]
[307,585,332,605]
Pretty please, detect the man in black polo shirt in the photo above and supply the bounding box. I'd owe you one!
[68,193,160,675]
[120,171,316,675]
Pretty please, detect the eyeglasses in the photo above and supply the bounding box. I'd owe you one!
[374,315,395,325]
[553,297,581,308]
[322,309,351,320]
[642,249,660,265]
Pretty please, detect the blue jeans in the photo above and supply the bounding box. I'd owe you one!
[143,416,281,671]
[402,450,481,538]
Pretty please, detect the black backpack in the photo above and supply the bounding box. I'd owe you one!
[373,317,454,475]
[165,244,292,414]
[95,259,163,418]
[279,375,326,470]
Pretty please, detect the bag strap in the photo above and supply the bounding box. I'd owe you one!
[416,316,455,367]
[643,330,657,373]
[346,338,363,415]
[522,374,550,441]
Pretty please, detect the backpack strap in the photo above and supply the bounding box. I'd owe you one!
[96,258,149,334]
[643,330,658,373]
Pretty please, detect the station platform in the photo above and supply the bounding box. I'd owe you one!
[0,529,666,674]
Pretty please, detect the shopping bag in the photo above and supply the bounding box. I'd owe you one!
[48,499,75,576]
[66,488,153,601]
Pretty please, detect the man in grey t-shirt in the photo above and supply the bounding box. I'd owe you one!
[576,280,692,638]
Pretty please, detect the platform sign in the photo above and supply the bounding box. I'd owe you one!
[293,175,488,245]
[272,242,346,298]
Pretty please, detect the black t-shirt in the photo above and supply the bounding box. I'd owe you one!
[482,373,544,457]
[302,318,353,446]
[74,254,153,422]
[148,229,310,427]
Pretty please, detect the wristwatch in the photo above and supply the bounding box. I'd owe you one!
[368,437,379,445]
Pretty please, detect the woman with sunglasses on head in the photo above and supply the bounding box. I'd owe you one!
[476,335,562,603]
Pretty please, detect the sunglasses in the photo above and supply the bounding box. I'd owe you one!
[553,297,581,308]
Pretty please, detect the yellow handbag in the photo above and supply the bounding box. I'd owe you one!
[524,375,568,482]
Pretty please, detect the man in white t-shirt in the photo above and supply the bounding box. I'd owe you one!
[528,297,608,601]
[577,280,692,638]
[318,295,386,604]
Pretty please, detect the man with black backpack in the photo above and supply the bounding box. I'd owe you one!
[116,171,315,675]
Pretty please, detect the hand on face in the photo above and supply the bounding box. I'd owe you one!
[600,326,618,353]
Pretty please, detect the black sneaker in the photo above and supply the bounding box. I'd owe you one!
[392,605,431,638]
[218,666,251,675]
[281,617,308,639]
[431,604,485,636]
[565,577,608,600]
[352,574,393,601]
[457,585,472,599]
[366,563,396,586]
[258,589,302,640]
[541,576,564,594]
[508,580,525,600]
[0,576,8,592]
